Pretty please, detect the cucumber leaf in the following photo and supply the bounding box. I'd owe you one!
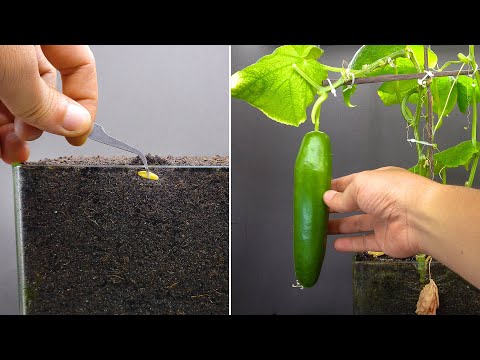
[408,163,423,175]
[435,140,478,170]
[457,75,480,113]
[408,160,443,176]
[376,58,418,105]
[349,45,437,77]
[407,76,458,116]
[377,80,417,105]
[349,45,405,75]
[431,76,458,117]
[358,45,438,106]
[409,141,480,176]
[407,45,438,70]
[230,45,328,126]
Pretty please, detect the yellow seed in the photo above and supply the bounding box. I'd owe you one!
[137,170,159,181]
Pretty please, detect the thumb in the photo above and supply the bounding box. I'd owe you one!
[0,46,91,137]
[323,189,360,213]
[8,82,92,137]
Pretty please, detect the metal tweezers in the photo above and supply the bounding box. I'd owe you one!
[89,123,150,176]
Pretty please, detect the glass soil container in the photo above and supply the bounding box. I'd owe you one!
[353,253,480,314]
[12,156,229,315]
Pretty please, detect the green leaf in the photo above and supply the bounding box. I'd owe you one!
[230,45,328,126]
[289,45,324,59]
[349,45,437,77]
[431,76,458,117]
[376,58,418,105]
[375,52,438,106]
[342,85,357,107]
[408,160,429,176]
[349,45,405,74]
[457,75,480,113]
[407,76,458,117]
[409,141,480,176]
[406,45,438,69]
[435,140,479,170]
[408,164,418,173]
[408,161,443,176]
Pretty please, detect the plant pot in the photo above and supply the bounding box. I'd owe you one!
[13,156,229,315]
[353,253,480,315]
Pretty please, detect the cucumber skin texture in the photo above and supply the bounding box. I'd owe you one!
[293,131,332,288]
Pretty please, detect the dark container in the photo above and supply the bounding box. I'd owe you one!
[353,253,480,315]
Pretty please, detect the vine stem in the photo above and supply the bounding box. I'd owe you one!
[441,168,447,184]
[397,50,424,166]
[469,45,480,96]
[470,45,479,147]
[413,89,424,160]
[408,47,422,73]
[413,46,431,274]
[297,59,472,96]
[394,61,402,103]
[424,45,434,180]
[322,64,344,73]
[353,50,407,77]
[466,45,479,188]
[320,69,472,86]
[297,50,409,94]
[473,83,477,146]
[440,60,463,71]
[311,93,328,131]
[467,155,479,188]
[400,88,423,160]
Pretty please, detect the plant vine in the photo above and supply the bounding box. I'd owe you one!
[231,44,480,284]
[232,45,480,187]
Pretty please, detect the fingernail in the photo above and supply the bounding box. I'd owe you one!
[323,190,337,201]
[62,104,90,132]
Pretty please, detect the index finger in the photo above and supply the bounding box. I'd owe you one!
[41,45,98,146]
[331,172,358,192]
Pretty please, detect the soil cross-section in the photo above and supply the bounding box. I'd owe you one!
[14,156,229,315]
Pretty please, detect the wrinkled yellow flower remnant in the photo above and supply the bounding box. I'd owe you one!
[416,278,439,315]
[137,170,159,181]
[367,251,384,257]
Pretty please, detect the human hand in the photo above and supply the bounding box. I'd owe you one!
[0,45,98,164]
[323,166,438,258]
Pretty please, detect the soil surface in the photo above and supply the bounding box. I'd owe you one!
[355,252,417,262]
[33,154,229,167]
[16,156,229,315]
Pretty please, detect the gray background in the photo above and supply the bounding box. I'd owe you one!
[231,45,477,314]
[0,45,229,314]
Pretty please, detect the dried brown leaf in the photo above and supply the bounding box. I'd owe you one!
[415,279,439,315]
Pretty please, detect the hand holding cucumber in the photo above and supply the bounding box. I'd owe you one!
[324,166,480,290]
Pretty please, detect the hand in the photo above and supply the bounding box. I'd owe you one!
[323,166,436,258]
[0,45,98,164]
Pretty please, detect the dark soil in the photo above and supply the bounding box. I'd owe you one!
[355,252,417,262]
[353,252,480,314]
[16,156,229,315]
[33,154,229,167]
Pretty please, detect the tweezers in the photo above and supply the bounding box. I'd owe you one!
[89,123,150,176]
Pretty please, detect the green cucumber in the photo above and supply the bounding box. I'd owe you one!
[293,130,332,287]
